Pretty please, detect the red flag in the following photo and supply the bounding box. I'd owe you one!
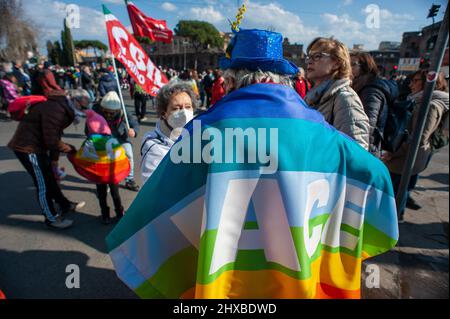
[126,1,173,43]
[103,5,168,96]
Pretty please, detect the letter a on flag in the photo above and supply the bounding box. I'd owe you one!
[103,5,168,96]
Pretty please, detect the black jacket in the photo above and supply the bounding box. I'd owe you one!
[354,77,399,156]
[81,71,95,91]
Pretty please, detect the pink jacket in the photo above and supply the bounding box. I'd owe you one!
[85,109,111,135]
[0,79,19,104]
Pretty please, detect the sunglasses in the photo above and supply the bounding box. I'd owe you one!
[306,52,332,62]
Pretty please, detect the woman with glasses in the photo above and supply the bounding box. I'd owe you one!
[350,52,399,157]
[384,70,449,222]
[304,37,370,150]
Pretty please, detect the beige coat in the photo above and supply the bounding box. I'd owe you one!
[386,90,449,175]
[305,79,370,150]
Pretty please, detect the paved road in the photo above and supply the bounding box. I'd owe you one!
[0,92,448,298]
[362,144,449,299]
[0,93,148,298]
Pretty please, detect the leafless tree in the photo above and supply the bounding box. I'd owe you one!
[0,0,38,62]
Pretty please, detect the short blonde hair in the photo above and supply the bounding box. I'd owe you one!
[307,37,352,80]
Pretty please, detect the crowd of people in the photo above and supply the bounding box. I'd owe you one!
[0,33,448,230]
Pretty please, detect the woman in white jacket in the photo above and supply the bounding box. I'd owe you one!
[140,82,198,184]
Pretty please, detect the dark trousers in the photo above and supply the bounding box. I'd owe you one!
[206,91,212,108]
[199,91,205,107]
[95,183,123,218]
[134,93,147,118]
[390,172,419,217]
[15,151,70,222]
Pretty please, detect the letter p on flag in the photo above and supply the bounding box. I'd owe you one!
[103,5,168,96]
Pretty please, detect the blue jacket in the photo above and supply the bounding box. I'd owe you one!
[98,73,119,97]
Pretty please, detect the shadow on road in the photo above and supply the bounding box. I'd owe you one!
[0,212,118,254]
[396,250,449,299]
[0,249,137,299]
[361,249,448,299]
[63,174,94,185]
[398,222,449,249]
[420,173,449,185]
[59,184,98,196]
[0,146,16,161]
[415,186,449,192]
[0,170,119,254]
[0,112,12,122]
[0,171,40,214]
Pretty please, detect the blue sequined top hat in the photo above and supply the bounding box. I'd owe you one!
[219,29,299,75]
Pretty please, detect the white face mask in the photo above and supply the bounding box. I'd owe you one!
[167,109,194,129]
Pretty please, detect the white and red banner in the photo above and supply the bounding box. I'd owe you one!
[103,5,168,96]
[126,0,173,44]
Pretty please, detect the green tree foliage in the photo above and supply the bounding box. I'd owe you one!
[47,40,63,65]
[175,20,223,51]
[73,40,108,52]
[174,20,224,68]
[53,41,63,63]
[73,40,107,61]
[61,18,76,66]
[134,36,153,46]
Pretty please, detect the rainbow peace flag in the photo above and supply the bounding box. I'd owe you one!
[106,84,398,299]
[69,134,130,184]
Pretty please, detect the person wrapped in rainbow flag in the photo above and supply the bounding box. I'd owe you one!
[106,11,398,299]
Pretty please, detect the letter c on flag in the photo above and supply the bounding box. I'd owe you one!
[112,26,129,56]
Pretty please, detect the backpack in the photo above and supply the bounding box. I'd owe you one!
[430,106,449,151]
[7,95,47,121]
[381,98,415,153]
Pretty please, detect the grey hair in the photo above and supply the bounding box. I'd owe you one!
[70,89,90,101]
[223,69,293,90]
[156,81,198,117]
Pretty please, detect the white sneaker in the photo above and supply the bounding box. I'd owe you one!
[74,201,86,211]
[46,216,73,229]
[62,201,86,216]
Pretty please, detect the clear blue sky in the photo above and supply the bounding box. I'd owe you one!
[24,0,448,54]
